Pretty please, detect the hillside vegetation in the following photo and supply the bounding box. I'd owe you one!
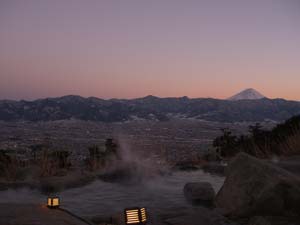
[213,115,300,158]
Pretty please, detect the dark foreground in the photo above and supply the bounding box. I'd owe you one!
[1,153,300,225]
[0,204,89,225]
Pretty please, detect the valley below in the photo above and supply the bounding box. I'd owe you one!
[0,118,275,165]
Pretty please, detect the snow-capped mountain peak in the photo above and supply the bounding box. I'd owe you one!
[228,88,265,100]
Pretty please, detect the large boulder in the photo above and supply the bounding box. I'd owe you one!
[215,153,300,217]
[276,161,300,176]
[184,182,216,207]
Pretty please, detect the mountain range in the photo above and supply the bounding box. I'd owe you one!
[228,88,265,100]
[0,89,299,123]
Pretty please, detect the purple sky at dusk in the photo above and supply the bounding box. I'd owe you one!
[0,0,299,100]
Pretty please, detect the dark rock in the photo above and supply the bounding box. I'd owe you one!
[276,161,300,176]
[216,153,300,218]
[184,182,215,207]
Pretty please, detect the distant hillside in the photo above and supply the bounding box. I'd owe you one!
[0,95,300,122]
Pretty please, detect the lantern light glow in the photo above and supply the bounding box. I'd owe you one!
[47,197,60,208]
[125,207,147,225]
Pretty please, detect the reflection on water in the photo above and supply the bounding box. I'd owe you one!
[0,170,224,218]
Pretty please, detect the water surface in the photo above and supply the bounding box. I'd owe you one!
[0,170,224,218]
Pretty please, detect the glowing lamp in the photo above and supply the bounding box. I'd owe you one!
[124,207,147,225]
[47,196,60,208]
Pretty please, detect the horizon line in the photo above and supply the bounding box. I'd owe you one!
[1,94,298,102]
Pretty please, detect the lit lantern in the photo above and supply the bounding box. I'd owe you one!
[47,196,60,208]
[124,207,147,225]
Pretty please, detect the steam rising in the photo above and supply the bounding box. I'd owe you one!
[99,135,167,184]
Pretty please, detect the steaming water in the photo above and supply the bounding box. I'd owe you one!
[0,170,224,219]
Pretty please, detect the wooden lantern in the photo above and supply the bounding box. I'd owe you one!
[124,207,147,225]
[47,196,60,208]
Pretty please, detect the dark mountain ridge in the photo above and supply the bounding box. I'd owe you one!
[0,95,300,122]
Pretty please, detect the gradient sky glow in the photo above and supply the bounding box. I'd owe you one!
[0,0,300,100]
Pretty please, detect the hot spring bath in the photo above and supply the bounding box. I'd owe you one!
[0,170,224,219]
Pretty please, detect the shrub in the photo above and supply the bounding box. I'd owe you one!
[39,149,72,177]
[212,115,300,158]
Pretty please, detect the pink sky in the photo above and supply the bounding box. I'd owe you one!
[0,0,300,100]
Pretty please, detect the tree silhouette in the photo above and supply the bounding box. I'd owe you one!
[213,128,238,157]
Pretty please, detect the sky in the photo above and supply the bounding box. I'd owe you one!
[0,0,299,100]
